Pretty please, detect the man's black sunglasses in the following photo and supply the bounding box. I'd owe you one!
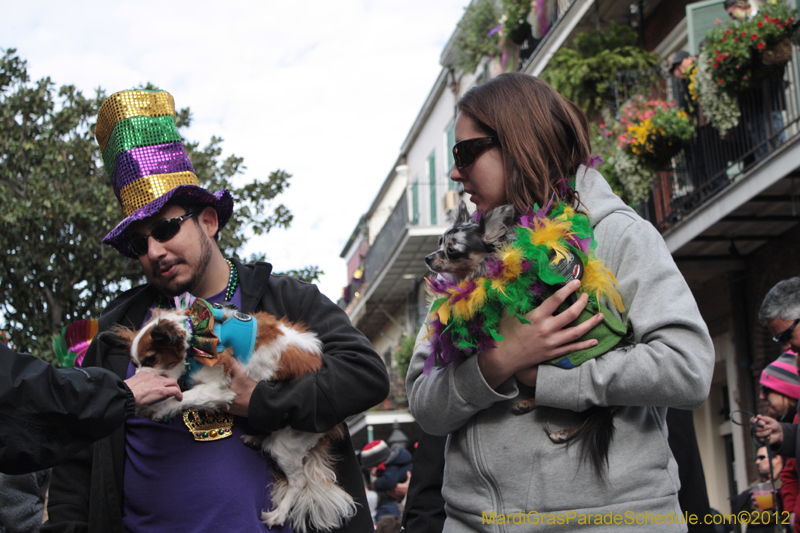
[452,136,499,170]
[773,318,800,344]
[128,213,195,256]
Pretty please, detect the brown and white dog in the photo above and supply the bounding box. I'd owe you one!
[108,303,356,533]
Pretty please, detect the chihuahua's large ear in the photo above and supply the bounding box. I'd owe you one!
[453,200,471,225]
[481,205,515,246]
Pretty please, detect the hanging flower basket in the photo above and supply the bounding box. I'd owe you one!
[614,96,694,170]
[762,38,793,65]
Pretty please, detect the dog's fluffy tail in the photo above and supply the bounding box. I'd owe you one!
[546,405,616,479]
[273,443,357,533]
[573,406,616,478]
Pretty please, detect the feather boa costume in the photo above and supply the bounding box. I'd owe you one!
[424,200,628,374]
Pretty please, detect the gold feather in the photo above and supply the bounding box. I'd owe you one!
[582,257,625,312]
[466,284,487,318]
[437,301,451,325]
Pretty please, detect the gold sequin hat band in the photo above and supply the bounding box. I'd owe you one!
[97,89,233,258]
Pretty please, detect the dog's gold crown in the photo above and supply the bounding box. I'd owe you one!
[182,409,234,442]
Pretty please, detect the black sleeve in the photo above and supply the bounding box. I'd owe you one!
[402,432,448,533]
[0,342,134,475]
[246,279,390,434]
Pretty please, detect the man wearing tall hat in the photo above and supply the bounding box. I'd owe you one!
[44,90,389,532]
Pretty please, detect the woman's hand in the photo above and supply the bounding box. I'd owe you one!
[751,414,785,446]
[478,280,604,389]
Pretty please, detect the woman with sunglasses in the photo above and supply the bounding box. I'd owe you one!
[406,73,715,532]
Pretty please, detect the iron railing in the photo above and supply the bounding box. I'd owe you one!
[647,56,800,229]
[363,191,408,285]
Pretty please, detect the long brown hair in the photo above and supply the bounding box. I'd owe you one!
[457,73,592,214]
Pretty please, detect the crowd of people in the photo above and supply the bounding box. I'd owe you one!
[0,69,798,533]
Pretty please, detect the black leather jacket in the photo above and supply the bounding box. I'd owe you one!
[0,342,134,474]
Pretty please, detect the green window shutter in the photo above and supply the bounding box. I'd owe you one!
[429,152,437,225]
[446,120,456,189]
[411,179,420,225]
[686,0,729,56]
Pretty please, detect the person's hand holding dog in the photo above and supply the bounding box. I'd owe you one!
[125,371,182,407]
[478,280,604,389]
[225,357,257,417]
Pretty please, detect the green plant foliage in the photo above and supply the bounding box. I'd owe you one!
[392,331,418,380]
[454,0,503,74]
[0,49,319,362]
[541,22,660,119]
[501,0,532,44]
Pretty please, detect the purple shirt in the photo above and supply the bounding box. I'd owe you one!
[123,286,292,532]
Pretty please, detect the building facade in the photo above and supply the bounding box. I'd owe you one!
[342,0,800,514]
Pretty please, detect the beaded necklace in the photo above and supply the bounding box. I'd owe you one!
[223,259,238,301]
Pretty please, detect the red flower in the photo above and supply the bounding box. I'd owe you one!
[724,52,730,58]
[757,42,765,49]
[743,75,749,81]
[789,17,795,23]
[742,30,748,36]
[725,29,731,35]
[721,37,727,42]
[718,79,725,85]
[734,37,740,42]
[713,62,719,68]
[778,23,783,29]
[716,55,723,61]
[758,21,764,28]
[752,33,759,40]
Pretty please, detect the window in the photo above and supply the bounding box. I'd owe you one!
[446,120,456,190]
[411,178,420,225]
[686,0,728,55]
[429,152,437,225]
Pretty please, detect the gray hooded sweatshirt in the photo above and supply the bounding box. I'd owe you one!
[407,165,715,532]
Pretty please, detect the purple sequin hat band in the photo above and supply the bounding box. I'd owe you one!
[112,142,195,198]
[102,186,233,259]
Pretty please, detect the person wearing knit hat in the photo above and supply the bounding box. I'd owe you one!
[46,89,390,533]
[361,440,392,469]
[361,440,413,525]
[760,351,800,418]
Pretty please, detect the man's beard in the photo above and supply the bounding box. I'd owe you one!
[158,233,215,298]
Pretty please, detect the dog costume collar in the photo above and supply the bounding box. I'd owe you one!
[425,200,627,373]
[174,293,258,367]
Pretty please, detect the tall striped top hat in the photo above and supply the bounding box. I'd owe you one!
[97,89,233,258]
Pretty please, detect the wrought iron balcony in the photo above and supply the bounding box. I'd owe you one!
[647,61,800,231]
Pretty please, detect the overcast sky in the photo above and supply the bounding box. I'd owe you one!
[3,0,468,301]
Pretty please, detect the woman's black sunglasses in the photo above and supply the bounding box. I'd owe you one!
[773,318,800,344]
[128,212,195,256]
[452,136,499,170]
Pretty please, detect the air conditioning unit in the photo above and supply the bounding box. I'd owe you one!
[443,189,457,213]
